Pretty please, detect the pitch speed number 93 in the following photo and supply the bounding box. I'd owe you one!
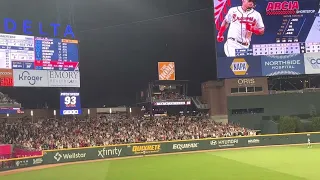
[64,96,77,105]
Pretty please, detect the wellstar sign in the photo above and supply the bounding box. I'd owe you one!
[1,18,75,38]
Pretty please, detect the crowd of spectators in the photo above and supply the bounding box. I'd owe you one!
[0,114,256,150]
[0,92,19,105]
[153,92,187,101]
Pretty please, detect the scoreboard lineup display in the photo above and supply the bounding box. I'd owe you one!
[214,0,320,57]
[0,33,79,71]
[60,92,82,115]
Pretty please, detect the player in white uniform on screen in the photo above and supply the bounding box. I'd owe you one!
[216,0,265,57]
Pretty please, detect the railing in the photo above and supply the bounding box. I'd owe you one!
[2,132,317,172]
[191,97,209,109]
[269,88,320,95]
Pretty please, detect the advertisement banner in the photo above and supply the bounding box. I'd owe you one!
[96,147,124,159]
[129,144,162,155]
[208,138,240,149]
[0,108,24,114]
[154,101,191,106]
[45,146,127,164]
[304,52,320,74]
[60,92,82,115]
[0,144,11,159]
[15,159,29,168]
[217,56,262,79]
[158,62,175,80]
[48,70,80,87]
[0,69,13,87]
[261,54,305,76]
[170,141,203,152]
[49,149,89,164]
[13,148,42,158]
[13,70,48,87]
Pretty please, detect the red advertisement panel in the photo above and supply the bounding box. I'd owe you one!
[0,144,12,159]
[13,148,42,158]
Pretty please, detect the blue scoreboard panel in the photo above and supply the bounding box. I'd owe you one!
[0,33,79,71]
[60,92,82,115]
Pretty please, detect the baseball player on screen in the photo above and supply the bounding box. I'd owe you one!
[216,0,265,57]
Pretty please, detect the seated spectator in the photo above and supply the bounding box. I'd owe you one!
[0,115,255,150]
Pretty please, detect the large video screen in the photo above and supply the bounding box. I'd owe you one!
[214,0,320,78]
[0,33,80,87]
[0,33,79,71]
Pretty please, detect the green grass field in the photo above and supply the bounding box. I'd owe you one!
[2,145,320,180]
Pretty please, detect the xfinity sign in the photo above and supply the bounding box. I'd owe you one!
[98,147,123,158]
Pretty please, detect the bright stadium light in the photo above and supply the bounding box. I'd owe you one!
[31,110,34,123]
[54,110,56,119]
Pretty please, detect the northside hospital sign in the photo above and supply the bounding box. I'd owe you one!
[1,18,75,38]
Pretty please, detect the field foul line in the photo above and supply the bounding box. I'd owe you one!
[1,142,319,176]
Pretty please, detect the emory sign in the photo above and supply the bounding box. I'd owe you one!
[2,18,75,38]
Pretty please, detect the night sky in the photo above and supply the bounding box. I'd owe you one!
[0,0,216,108]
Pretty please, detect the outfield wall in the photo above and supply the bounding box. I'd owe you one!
[1,132,318,172]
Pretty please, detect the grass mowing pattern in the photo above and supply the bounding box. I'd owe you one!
[2,144,319,180]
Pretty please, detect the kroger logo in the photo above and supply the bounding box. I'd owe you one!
[18,71,43,85]
[230,58,249,75]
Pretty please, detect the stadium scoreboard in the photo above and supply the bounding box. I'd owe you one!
[214,0,320,78]
[0,33,78,71]
[60,92,82,115]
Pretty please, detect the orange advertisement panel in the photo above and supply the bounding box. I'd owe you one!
[0,69,13,78]
[158,62,175,80]
[0,69,13,87]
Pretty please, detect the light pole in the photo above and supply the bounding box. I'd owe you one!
[31,110,34,123]
[54,110,56,119]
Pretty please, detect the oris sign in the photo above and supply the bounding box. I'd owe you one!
[237,78,255,86]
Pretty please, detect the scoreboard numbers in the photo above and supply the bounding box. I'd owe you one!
[64,96,76,105]
[60,92,81,115]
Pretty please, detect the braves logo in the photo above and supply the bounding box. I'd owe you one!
[232,14,257,24]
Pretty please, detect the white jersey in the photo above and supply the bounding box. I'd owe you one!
[225,6,264,45]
